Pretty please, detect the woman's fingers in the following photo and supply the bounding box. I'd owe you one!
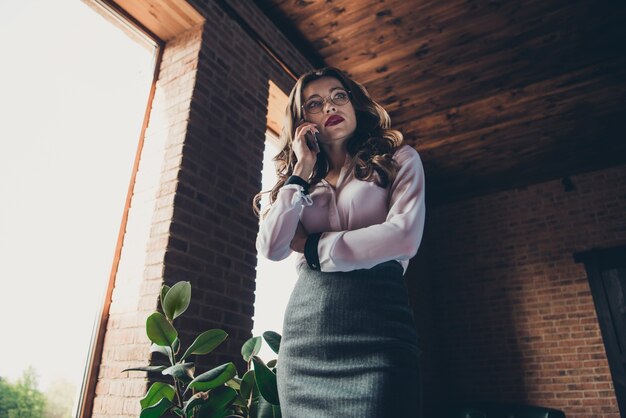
[292,122,320,180]
[293,122,319,158]
[295,123,319,144]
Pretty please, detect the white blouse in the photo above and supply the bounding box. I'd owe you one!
[256,144,426,275]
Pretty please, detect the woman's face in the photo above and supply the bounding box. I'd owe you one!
[301,76,357,147]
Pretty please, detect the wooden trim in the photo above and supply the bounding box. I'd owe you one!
[76,34,163,418]
[266,79,289,142]
[111,0,204,41]
[81,0,163,49]
[574,245,626,268]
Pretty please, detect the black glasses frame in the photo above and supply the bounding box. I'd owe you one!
[301,89,352,114]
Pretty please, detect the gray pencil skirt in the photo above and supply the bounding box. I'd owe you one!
[276,260,422,418]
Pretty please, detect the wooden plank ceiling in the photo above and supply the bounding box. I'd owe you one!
[115,0,205,40]
[255,0,626,205]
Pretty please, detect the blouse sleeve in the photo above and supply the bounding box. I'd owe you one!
[316,145,426,272]
[256,184,312,261]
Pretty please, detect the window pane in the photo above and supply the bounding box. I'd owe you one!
[0,1,155,414]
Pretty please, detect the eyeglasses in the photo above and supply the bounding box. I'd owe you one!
[302,88,351,114]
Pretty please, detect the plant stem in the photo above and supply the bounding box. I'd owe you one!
[174,378,184,409]
[169,343,184,409]
[169,344,176,366]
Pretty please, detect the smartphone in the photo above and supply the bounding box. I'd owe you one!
[306,130,320,153]
[299,118,320,153]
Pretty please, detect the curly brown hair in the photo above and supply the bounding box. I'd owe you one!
[253,67,403,217]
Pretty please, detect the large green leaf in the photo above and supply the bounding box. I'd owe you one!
[196,386,238,417]
[151,340,179,366]
[122,365,167,373]
[139,397,173,418]
[254,396,281,418]
[162,362,195,384]
[252,356,279,405]
[198,408,236,418]
[240,370,255,401]
[208,386,238,410]
[183,392,209,416]
[247,371,261,416]
[150,343,171,358]
[231,394,248,407]
[262,331,281,355]
[160,284,171,308]
[241,336,262,362]
[187,362,237,392]
[181,329,228,361]
[140,382,176,409]
[225,377,241,391]
[216,409,236,418]
[163,281,191,320]
[249,385,281,418]
[146,312,177,347]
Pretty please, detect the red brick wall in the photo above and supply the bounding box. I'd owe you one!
[417,164,626,417]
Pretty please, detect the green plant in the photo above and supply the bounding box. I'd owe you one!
[240,331,282,418]
[124,281,282,418]
[0,368,46,418]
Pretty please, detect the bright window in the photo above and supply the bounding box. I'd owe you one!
[0,1,155,415]
[252,132,299,361]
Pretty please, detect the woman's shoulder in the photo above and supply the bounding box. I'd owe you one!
[393,144,421,165]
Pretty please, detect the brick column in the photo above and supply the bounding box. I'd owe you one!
[92,26,203,417]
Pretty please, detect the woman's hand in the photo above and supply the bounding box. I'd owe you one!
[292,121,320,180]
[290,221,308,253]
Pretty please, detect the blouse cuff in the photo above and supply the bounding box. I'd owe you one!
[285,175,310,194]
[280,184,313,207]
[304,232,322,270]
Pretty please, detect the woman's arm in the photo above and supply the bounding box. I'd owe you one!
[306,145,426,272]
[256,183,311,261]
[256,120,319,261]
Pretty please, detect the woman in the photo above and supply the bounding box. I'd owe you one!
[255,67,426,417]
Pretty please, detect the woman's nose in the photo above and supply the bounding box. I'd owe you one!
[324,101,336,113]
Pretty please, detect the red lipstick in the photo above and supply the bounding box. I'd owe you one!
[325,115,344,127]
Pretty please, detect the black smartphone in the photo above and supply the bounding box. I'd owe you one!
[306,130,320,153]
[300,118,320,153]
